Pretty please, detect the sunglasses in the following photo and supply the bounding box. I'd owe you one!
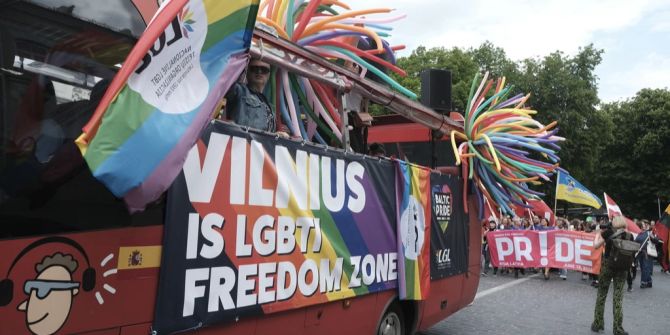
[24,280,80,299]
[249,65,271,75]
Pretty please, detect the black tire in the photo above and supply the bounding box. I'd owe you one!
[377,303,405,335]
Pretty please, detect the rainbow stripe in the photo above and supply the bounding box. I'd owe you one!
[185,129,399,313]
[395,161,431,300]
[77,0,259,211]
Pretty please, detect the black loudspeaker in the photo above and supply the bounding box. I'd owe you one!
[420,69,452,112]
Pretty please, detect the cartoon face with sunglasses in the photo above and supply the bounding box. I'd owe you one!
[18,253,79,335]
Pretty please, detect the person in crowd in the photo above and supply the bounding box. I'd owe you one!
[579,221,593,281]
[585,219,600,287]
[535,218,555,280]
[368,142,386,157]
[591,216,633,335]
[635,220,658,289]
[482,219,497,275]
[225,57,289,137]
[509,217,525,278]
[499,216,510,230]
[560,225,569,280]
[626,258,638,292]
[532,216,540,229]
[650,220,669,274]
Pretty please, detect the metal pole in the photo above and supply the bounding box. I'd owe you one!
[658,196,662,219]
[553,171,559,224]
[338,90,350,151]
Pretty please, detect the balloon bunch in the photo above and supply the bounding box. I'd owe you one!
[449,72,565,217]
[257,0,414,143]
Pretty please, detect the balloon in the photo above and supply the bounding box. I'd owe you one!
[257,0,416,145]
[450,72,564,216]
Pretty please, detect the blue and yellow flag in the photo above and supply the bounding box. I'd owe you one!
[556,171,602,209]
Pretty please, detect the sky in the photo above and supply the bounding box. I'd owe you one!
[352,0,670,103]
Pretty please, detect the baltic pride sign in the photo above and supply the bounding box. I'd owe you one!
[153,122,401,334]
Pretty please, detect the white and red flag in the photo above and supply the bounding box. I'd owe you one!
[604,193,623,218]
[603,193,640,234]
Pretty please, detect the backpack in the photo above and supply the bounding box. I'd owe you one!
[607,230,641,271]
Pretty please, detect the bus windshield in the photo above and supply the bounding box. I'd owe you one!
[0,1,159,238]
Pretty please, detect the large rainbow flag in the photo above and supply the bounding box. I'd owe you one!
[395,160,431,300]
[76,0,259,211]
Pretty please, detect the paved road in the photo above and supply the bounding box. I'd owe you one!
[425,264,669,335]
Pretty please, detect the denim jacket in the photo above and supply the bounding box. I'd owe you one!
[226,83,276,132]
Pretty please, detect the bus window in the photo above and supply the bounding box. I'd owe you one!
[27,0,148,37]
[0,2,163,239]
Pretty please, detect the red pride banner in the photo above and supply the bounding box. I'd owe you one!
[487,230,602,274]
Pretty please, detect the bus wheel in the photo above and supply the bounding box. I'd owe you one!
[378,303,405,335]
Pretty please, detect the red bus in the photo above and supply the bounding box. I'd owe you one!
[0,1,480,334]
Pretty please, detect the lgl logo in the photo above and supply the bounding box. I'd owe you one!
[128,1,208,114]
[136,15,186,75]
[435,248,451,265]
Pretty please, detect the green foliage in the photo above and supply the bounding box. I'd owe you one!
[597,89,670,218]
[513,45,608,205]
[383,42,665,218]
[391,46,479,112]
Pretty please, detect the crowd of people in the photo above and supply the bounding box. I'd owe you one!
[481,214,667,335]
[481,214,668,286]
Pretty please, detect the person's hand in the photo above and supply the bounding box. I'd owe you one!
[276,131,290,139]
[593,231,605,249]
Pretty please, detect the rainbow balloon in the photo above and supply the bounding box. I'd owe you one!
[257,0,413,142]
[449,72,565,217]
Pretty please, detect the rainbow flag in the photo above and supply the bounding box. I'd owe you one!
[76,0,259,211]
[395,160,431,300]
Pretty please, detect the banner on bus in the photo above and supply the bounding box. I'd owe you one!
[429,173,468,280]
[153,121,403,334]
[487,230,602,274]
[395,161,431,300]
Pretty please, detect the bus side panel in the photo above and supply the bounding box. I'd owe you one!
[0,226,162,335]
[303,292,380,335]
[78,327,120,335]
[416,275,464,331]
[460,198,482,308]
[254,308,305,335]
[417,196,482,331]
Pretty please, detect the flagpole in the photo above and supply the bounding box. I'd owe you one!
[658,196,662,220]
[554,171,559,222]
[603,192,621,221]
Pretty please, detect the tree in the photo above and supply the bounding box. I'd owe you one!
[598,89,670,218]
[467,41,520,84]
[512,45,608,207]
[387,43,618,215]
[391,45,479,112]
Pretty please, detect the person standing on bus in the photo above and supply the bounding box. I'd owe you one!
[224,57,289,137]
